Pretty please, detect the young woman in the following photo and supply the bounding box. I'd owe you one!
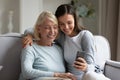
[22,4,110,80]
[19,11,76,80]
[54,4,95,80]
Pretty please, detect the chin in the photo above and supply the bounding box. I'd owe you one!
[49,39,54,42]
[65,33,70,36]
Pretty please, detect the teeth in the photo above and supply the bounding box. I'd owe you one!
[48,35,55,38]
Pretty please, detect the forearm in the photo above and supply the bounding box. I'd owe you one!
[81,31,96,72]
[22,68,54,79]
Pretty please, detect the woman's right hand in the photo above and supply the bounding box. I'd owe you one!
[73,57,87,72]
[22,34,33,48]
[54,72,77,80]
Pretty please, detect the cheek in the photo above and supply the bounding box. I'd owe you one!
[71,24,75,29]
[59,27,64,32]
[54,29,58,34]
[37,27,44,34]
[69,23,74,30]
[56,30,59,34]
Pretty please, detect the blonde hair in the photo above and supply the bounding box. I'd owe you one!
[34,11,58,40]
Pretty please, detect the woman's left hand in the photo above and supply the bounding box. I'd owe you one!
[54,72,77,80]
[73,57,87,72]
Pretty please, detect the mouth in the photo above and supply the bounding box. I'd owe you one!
[47,35,56,39]
[63,30,70,34]
[63,29,70,33]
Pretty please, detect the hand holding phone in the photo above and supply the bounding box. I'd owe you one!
[74,51,88,71]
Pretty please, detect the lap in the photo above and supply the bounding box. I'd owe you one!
[82,71,111,80]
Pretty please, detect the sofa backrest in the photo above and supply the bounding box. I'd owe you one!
[94,35,111,71]
[0,33,111,80]
[0,33,23,80]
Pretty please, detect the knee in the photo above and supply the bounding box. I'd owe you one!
[82,71,111,80]
[82,71,97,80]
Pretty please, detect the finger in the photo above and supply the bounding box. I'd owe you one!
[74,64,85,71]
[23,37,32,45]
[74,62,84,68]
[74,60,86,67]
[23,40,29,45]
[75,60,86,67]
[76,57,86,63]
[23,35,31,41]
[30,42,32,46]
[22,37,28,44]
[22,39,27,48]
[66,73,76,80]
[74,61,87,71]
[22,44,27,48]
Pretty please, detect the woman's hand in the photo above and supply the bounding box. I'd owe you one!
[22,34,33,48]
[73,57,87,72]
[54,72,76,80]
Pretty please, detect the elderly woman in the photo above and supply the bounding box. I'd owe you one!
[19,11,76,80]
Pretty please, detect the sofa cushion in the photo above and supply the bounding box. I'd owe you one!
[94,36,111,71]
[0,33,23,80]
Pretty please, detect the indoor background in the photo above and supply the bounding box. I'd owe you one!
[0,0,120,61]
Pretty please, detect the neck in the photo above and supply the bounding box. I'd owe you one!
[69,31,78,37]
[37,40,52,46]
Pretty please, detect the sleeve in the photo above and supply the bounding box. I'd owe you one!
[21,46,54,79]
[81,31,96,72]
[24,27,34,36]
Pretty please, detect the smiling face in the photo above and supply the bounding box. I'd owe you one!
[38,18,58,43]
[34,11,58,46]
[58,14,75,37]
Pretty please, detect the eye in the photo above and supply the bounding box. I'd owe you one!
[44,25,50,29]
[59,23,65,26]
[68,21,72,25]
[53,25,57,29]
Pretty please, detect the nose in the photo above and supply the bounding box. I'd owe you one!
[64,24,69,29]
[50,27,55,34]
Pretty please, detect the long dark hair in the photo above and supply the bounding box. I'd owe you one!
[55,4,85,34]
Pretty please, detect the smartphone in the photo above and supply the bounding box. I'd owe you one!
[75,51,84,61]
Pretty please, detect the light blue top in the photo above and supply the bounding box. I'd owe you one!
[19,43,65,80]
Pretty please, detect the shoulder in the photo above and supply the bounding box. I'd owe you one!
[80,30,95,44]
[22,43,38,54]
[23,44,34,51]
[21,43,38,58]
[80,30,94,38]
[81,30,93,36]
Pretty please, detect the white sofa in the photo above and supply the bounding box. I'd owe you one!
[0,33,22,80]
[0,33,120,80]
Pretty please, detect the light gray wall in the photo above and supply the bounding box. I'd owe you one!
[0,0,19,34]
[20,0,70,34]
[0,0,100,34]
[0,0,70,34]
[43,0,70,13]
